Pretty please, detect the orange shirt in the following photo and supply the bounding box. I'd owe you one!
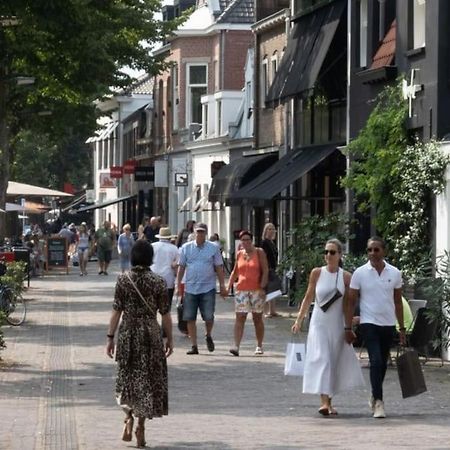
[236,250,261,291]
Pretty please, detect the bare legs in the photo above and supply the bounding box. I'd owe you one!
[135,417,146,447]
[232,312,264,350]
[319,394,337,415]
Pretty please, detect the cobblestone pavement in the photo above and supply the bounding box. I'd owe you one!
[1,261,450,449]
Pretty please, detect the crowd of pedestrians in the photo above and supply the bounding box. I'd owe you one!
[100,217,406,447]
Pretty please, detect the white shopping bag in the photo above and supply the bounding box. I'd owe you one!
[284,342,306,376]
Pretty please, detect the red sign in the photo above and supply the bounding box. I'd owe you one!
[110,166,123,178]
[123,159,137,174]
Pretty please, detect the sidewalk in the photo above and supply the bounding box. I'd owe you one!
[1,260,450,449]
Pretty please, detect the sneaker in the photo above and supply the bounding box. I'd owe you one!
[98,271,103,275]
[186,345,199,355]
[229,347,239,357]
[373,400,386,418]
[368,395,375,412]
[205,335,215,352]
[254,346,264,355]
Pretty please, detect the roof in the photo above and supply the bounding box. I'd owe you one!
[216,0,255,24]
[119,73,154,96]
[370,20,396,70]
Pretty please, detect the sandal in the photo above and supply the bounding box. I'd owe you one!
[121,413,134,442]
[318,406,330,416]
[328,407,338,416]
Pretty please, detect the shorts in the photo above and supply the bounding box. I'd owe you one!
[78,248,89,261]
[183,288,216,322]
[97,247,112,263]
[234,290,265,314]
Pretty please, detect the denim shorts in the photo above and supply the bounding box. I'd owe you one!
[183,288,216,321]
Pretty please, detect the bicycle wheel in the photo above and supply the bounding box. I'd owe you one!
[5,292,26,326]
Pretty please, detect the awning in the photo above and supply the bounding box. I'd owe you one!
[208,153,278,204]
[7,181,74,197]
[266,0,345,106]
[178,185,200,212]
[231,144,337,202]
[76,194,136,212]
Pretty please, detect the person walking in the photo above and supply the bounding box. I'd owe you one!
[261,223,281,317]
[94,220,115,275]
[151,227,179,308]
[345,236,405,419]
[292,238,365,416]
[76,222,90,276]
[176,222,228,355]
[227,230,269,356]
[176,219,195,247]
[117,224,134,273]
[144,216,161,243]
[106,240,173,448]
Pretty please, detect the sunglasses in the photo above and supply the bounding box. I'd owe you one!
[323,249,337,255]
[367,247,381,253]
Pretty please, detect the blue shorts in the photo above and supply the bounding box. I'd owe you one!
[183,289,216,322]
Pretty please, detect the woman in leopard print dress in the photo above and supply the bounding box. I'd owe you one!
[106,240,173,447]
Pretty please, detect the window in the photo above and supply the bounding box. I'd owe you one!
[271,51,278,81]
[186,64,207,125]
[261,56,268,106]
[411,0,426,49]
[172,64,179,130]
[359,0,368,67]
[216,100,222,136]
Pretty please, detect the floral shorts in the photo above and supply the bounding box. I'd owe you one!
[234,290,265,314]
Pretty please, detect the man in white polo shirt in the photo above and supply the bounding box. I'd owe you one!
[345,236,405,419]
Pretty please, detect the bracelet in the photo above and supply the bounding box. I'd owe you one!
[344,327,352,331]
[107,334,115,339]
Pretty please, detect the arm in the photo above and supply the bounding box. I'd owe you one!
[394,287,406,345]
[106,309,122,358]
[161,312,174,357]
[291,268,320,333]
[176,265,185,292]
[215,264,228,298]
[227,253,240,292]
[344,287,359,344]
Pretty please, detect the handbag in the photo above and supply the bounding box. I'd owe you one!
[265,268,282,294]
[396,347,427,398]
[318,269,342,312]
[176,296,188,335]
[284,340,306,376]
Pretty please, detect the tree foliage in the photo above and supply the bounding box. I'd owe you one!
[0,0,182,238]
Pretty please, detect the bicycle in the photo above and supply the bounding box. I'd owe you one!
[0,259,27,326]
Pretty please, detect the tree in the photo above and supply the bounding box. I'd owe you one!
[0,0,180,239]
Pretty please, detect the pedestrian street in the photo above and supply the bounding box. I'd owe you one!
[1,262,450,450]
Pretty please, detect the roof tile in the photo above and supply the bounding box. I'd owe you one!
[370,20,396,70]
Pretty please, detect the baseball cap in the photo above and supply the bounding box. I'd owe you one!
[194,222,208,232]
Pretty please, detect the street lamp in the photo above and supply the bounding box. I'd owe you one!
[15,76,35,86]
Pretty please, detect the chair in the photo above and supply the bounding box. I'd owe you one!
[407,307,439,364]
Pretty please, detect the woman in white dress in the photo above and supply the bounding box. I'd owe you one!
[291,238,364,416]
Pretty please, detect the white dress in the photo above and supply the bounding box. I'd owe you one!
[303,267,365,397]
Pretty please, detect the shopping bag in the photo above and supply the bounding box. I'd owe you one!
[396,348,427,398]
[284,342,306,376]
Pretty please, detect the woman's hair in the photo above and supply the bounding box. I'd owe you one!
[326,238,343,267]
[131,240,153,267]
[186,220,196,232]
[123,223,131,231]
[239,230,253,240]
[261,223,275,240]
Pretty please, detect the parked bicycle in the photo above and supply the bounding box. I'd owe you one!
[0,259,26,326]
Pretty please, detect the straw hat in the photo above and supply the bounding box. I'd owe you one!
[155,227,175,240]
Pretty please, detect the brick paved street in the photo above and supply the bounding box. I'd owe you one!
[1,261,450,450]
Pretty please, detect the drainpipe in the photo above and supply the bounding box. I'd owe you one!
[345,0,352,254]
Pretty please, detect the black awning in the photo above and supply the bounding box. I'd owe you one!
[208,153,277,204]
[266,0,345,106]
[230,144,337,202]
[76,194,136,213]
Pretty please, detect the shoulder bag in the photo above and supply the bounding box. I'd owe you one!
[318,269,343,312]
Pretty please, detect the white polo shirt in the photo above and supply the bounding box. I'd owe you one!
[350,261,402,326]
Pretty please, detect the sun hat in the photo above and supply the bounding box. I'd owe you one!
[155,227,175,240]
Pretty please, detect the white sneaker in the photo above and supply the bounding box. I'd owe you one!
[254,346,264,355]
[373,400,386,418]
[368,396,375,412]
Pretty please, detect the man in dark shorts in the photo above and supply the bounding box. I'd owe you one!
[94,220,115,275]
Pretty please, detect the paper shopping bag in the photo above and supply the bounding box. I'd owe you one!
[396,348,427,398]
[284,342,306,376]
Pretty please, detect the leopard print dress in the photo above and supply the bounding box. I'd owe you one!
[113,266,169,419]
